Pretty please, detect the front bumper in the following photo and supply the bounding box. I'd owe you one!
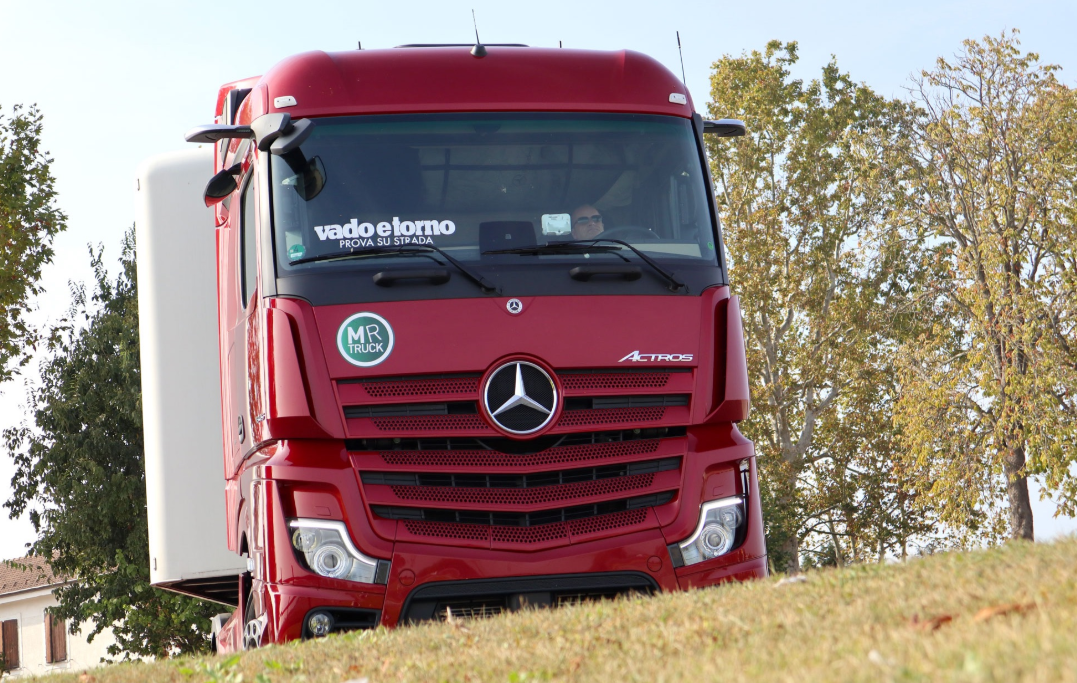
[246,426,767,642]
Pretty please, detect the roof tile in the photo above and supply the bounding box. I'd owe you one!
[0,556,67,595]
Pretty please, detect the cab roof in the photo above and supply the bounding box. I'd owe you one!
[222,46,695,124]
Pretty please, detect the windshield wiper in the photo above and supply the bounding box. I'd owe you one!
[483,243,625,256]
[484,240,686,292]
[289,246,440,267]
[289,245,499,293]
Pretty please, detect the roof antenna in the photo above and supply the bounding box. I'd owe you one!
[357,41,362,50]
[676,31,687,85]
[559,40,563,48]
[471,10,486,57]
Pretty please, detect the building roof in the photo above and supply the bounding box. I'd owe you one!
[0,556,66,596]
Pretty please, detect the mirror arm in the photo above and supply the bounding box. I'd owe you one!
[185,125,253,143]
[702,119,747,137]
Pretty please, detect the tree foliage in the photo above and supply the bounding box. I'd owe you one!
[894,31,1077,542]
[707,42,935,569]
[3,229,219,659]
[709,32,1077,559]
[0,104,66,382]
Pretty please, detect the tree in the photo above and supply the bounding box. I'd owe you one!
[894,31,1077,541]
[707,42,924,570]
[0,104,66,382]
[3,230,219,658]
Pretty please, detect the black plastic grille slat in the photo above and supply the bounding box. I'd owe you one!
[361,457,680,488]
[556,368,692,375]
[401,572,658,624]
[346,427,686,454]
[563,395,690,411]
[344,402,478,419]
[371,491,675,527]
[339,373,482,385]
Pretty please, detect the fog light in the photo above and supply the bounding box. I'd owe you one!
[675,497,745,566]
[307,611,333,637]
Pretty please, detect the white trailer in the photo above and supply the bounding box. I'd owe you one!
[135,148,246,606]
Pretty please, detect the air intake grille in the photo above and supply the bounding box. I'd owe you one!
[400,508,650,544]
[375,491,674,527]
[556,407,666,427]
[344,374,480,398]
[362,457,680,488]
[378,439,662,469]
[558,371,676,391]
[338,365,694,549]
[372,415,491,432]
[389,474,654,506]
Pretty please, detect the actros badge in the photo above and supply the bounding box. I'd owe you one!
[483,361,558,435]
[337,312,394,367]
[619,351,694,362]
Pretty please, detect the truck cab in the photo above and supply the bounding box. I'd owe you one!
[151,44,765,650]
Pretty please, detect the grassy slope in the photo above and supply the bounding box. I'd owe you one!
[55,537,1077,683]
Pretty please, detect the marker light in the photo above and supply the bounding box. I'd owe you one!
[288,519,381,583]
[676,497,745,566]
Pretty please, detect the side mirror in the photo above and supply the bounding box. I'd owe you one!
[204,163,243,207]
[703,119,747,137]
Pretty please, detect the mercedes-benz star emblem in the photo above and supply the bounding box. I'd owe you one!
[483,361,558,435]
[506,299,523,314]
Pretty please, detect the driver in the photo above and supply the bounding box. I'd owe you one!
[570,204,605,240]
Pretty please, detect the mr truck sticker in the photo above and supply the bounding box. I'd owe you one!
[619,351,694,362]
[337,312,395,367]
[314,217,456,249]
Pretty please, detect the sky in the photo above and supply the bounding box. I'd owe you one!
[2,0,1076,560]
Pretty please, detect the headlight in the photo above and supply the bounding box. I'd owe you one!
[288,519,388,584]
[673,497,745,567]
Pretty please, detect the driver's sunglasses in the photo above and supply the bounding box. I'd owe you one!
[574,214,603,225]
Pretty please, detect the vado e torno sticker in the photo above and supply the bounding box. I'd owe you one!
[337,312,394,367]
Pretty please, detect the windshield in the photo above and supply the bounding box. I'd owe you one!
[269,113,723,301]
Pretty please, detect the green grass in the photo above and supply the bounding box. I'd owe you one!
[54,536,1077,683]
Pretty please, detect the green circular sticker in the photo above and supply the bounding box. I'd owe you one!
[337,312,394,367]
[288,244,306,261]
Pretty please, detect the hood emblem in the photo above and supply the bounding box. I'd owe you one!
[483,361,558,435]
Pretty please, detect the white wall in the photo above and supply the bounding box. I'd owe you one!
[0,587,118,678]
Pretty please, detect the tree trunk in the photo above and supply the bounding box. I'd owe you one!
[779,535,801,574]
[1004,445,1035,540]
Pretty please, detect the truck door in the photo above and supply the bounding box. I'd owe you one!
[223,172,259,476]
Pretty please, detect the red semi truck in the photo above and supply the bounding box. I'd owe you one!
[137,43,765,652]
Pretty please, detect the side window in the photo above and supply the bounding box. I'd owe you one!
[45,612,66,664]
[240,177,258,308]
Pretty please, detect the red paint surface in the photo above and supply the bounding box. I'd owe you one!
[205,47,764,648]
[246,48,695,120]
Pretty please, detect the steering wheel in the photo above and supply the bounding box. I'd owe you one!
[597,226,661,241]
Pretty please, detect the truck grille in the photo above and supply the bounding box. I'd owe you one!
[344,369,693,548]
[399,507,652,545]
[340,369,686,399]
